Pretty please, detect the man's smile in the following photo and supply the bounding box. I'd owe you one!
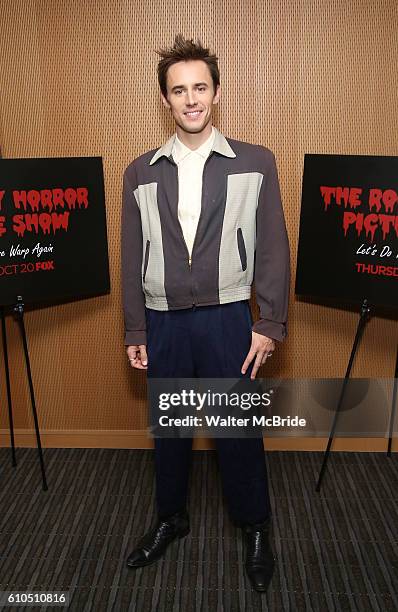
[184,110,203,119]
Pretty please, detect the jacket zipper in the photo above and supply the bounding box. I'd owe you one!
[170,157,194,300]
[170,151,213,301]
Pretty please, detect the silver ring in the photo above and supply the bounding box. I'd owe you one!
[267,352,273,358]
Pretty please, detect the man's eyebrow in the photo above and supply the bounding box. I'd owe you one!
[170,82,209,91]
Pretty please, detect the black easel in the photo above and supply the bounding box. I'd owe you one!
[316,299,371,491]
[1,296,48,490]
[315,298,397,492]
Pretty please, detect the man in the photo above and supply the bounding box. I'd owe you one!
[121,35,290,593]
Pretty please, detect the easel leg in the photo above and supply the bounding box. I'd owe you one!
[1,306,17,467]
[316,300,371,492]
[14,299,48,491]
[387,345,398,457]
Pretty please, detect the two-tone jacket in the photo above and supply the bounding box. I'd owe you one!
[121,128,290,346]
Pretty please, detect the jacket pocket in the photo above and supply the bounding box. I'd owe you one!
[236,228,247,271]
[143,240,150,282]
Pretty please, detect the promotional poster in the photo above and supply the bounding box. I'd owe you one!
[0,157,110,306]
[296,154,398,309]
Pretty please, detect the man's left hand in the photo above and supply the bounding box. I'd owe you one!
[241,332,275,380]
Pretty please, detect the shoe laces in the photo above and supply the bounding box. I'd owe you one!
[248,529,262,558]
[142,520,175,554]
[246,527,270,565]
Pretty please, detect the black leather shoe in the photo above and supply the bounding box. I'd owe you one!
[243,518,275,592]
[126,510,190,568]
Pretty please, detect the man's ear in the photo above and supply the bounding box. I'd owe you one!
[213,84,221,106]
[161,93,170,110]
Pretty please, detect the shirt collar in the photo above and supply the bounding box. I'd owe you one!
[149,126,236,165]
[172,127,215,163]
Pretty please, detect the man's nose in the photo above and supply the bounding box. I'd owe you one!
[186,89,197,106]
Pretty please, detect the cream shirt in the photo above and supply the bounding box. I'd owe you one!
[172,127,215,258]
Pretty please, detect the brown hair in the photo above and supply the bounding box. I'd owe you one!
[156,34,220,97]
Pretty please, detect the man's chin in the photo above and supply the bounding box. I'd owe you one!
[182,127,205,134]
[179,122,209,134]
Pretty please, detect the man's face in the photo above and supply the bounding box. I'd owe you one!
[161,60,220,135]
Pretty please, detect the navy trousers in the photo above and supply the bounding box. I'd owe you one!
[146,300,271,525]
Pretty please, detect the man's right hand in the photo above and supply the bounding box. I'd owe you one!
[126,345,148,369]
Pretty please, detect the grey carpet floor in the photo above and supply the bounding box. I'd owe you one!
[0,447,396,612]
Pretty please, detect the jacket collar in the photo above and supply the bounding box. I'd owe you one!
[149,127,236,165]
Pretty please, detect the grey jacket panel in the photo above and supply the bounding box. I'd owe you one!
[133,182,167,305]
[121,130,290,345]
[219,172,263,298]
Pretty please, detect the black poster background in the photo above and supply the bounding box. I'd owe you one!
[295,154,398,310]
[0,157,110,306]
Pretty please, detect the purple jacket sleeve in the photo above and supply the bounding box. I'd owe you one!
[252,148,290,342]
[121,165,147,346]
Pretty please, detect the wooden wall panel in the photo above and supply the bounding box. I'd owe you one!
[0,0,397,444]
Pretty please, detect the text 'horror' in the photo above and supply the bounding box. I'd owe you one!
[0,187,89,238]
